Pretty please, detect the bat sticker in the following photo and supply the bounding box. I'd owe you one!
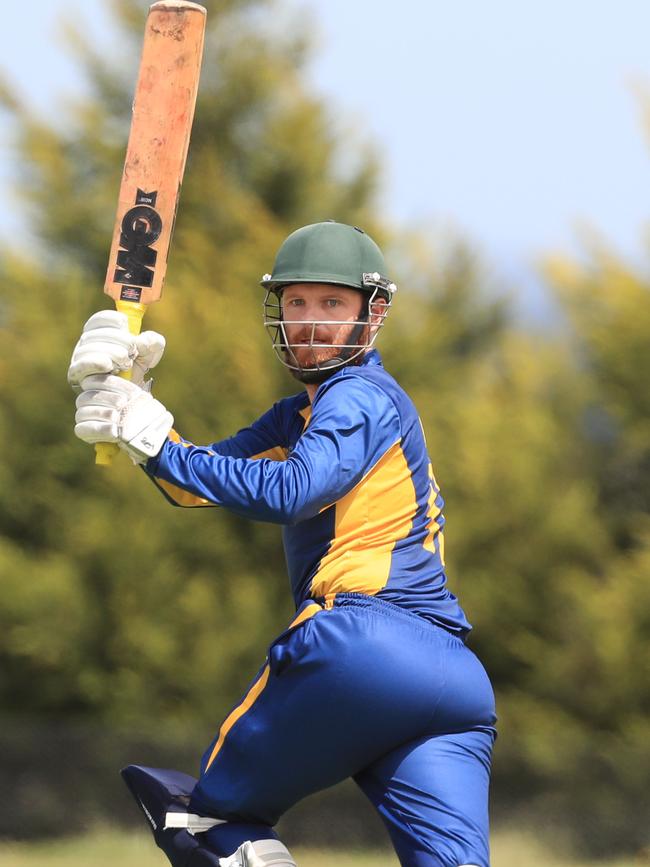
[136,189,158,206]
[113,190,162,290]
[120,286,144,302]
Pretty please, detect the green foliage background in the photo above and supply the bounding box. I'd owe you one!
[0,0,649,856]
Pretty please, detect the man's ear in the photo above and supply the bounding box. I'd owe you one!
[369,297,388,327]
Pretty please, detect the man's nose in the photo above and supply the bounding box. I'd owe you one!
[290,304,319,321]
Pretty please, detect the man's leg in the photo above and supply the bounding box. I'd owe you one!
[188,601,454,827]
[355,728,495,867]
[186,598,494,864]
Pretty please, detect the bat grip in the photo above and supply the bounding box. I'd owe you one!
[95,300,148,466]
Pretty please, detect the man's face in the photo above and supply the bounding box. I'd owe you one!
[281,283,365,370]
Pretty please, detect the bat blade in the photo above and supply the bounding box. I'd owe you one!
[96,0,206,466]
[104,0,206,310]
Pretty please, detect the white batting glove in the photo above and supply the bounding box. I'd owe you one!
[74,374,173,463]
[67,310,166,389]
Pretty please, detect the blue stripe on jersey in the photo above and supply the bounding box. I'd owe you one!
[145,351,470,634]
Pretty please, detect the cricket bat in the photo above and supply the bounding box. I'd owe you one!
[96,0,206,465]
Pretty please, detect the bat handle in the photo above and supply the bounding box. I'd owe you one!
[95,300,148,466]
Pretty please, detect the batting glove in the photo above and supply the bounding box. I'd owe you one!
[75,374,173,464]
[68,310,166,389]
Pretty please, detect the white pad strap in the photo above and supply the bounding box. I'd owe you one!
[164,811,226,833]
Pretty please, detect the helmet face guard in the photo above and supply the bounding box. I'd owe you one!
[263,286,392,384]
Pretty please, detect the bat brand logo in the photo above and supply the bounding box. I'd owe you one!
[114,189,163,300]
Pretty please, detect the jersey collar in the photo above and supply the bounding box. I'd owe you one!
[361,348,383,368]
[310,349,384,402]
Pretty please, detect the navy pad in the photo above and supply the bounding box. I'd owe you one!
[121,765,221,867]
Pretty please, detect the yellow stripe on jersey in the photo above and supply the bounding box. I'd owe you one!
[151,431,215,505]
[203,602,322,772]
[152,434,288,507]
[423,462,444,560]
[204,666,271,772]
[169,429,196,447]
[310,441,417,599]
[153,478,214,507]
[250,446,289,461]
[290,600,323,626]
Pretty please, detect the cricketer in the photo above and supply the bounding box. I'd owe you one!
[68,221,497,867]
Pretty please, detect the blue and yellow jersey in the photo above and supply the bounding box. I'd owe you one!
[145,350,471,635]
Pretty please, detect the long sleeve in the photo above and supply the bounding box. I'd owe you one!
[143,396,305,507]
[146,376,401,524]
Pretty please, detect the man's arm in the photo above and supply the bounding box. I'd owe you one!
[202,398,297,461]
[68,312,296,504]
[146,377,401,524]
[145,400,297,508]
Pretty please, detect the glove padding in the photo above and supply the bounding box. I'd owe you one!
[68,310,166,388]
[75,374,173,464]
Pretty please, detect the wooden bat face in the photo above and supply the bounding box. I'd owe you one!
[104,0,206,307]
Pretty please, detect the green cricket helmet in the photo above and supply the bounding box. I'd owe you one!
[261,221,397,384]
[261,220,396,298]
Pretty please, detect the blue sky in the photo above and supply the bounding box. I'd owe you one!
[2,0,650,314]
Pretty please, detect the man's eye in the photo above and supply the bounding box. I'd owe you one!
[286,298,304,307]
[325,299,340,308]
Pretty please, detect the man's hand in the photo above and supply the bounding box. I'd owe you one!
[75,375,173,464]
[68,310,166,389]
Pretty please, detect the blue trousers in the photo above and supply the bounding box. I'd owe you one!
[190,594,496,867]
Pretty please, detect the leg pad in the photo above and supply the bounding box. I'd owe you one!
[121,765,221,867]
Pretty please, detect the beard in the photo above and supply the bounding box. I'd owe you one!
[288,350,344,384]
[289,342,342,368]
[284,322,368,384]
[283,343,342,384]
